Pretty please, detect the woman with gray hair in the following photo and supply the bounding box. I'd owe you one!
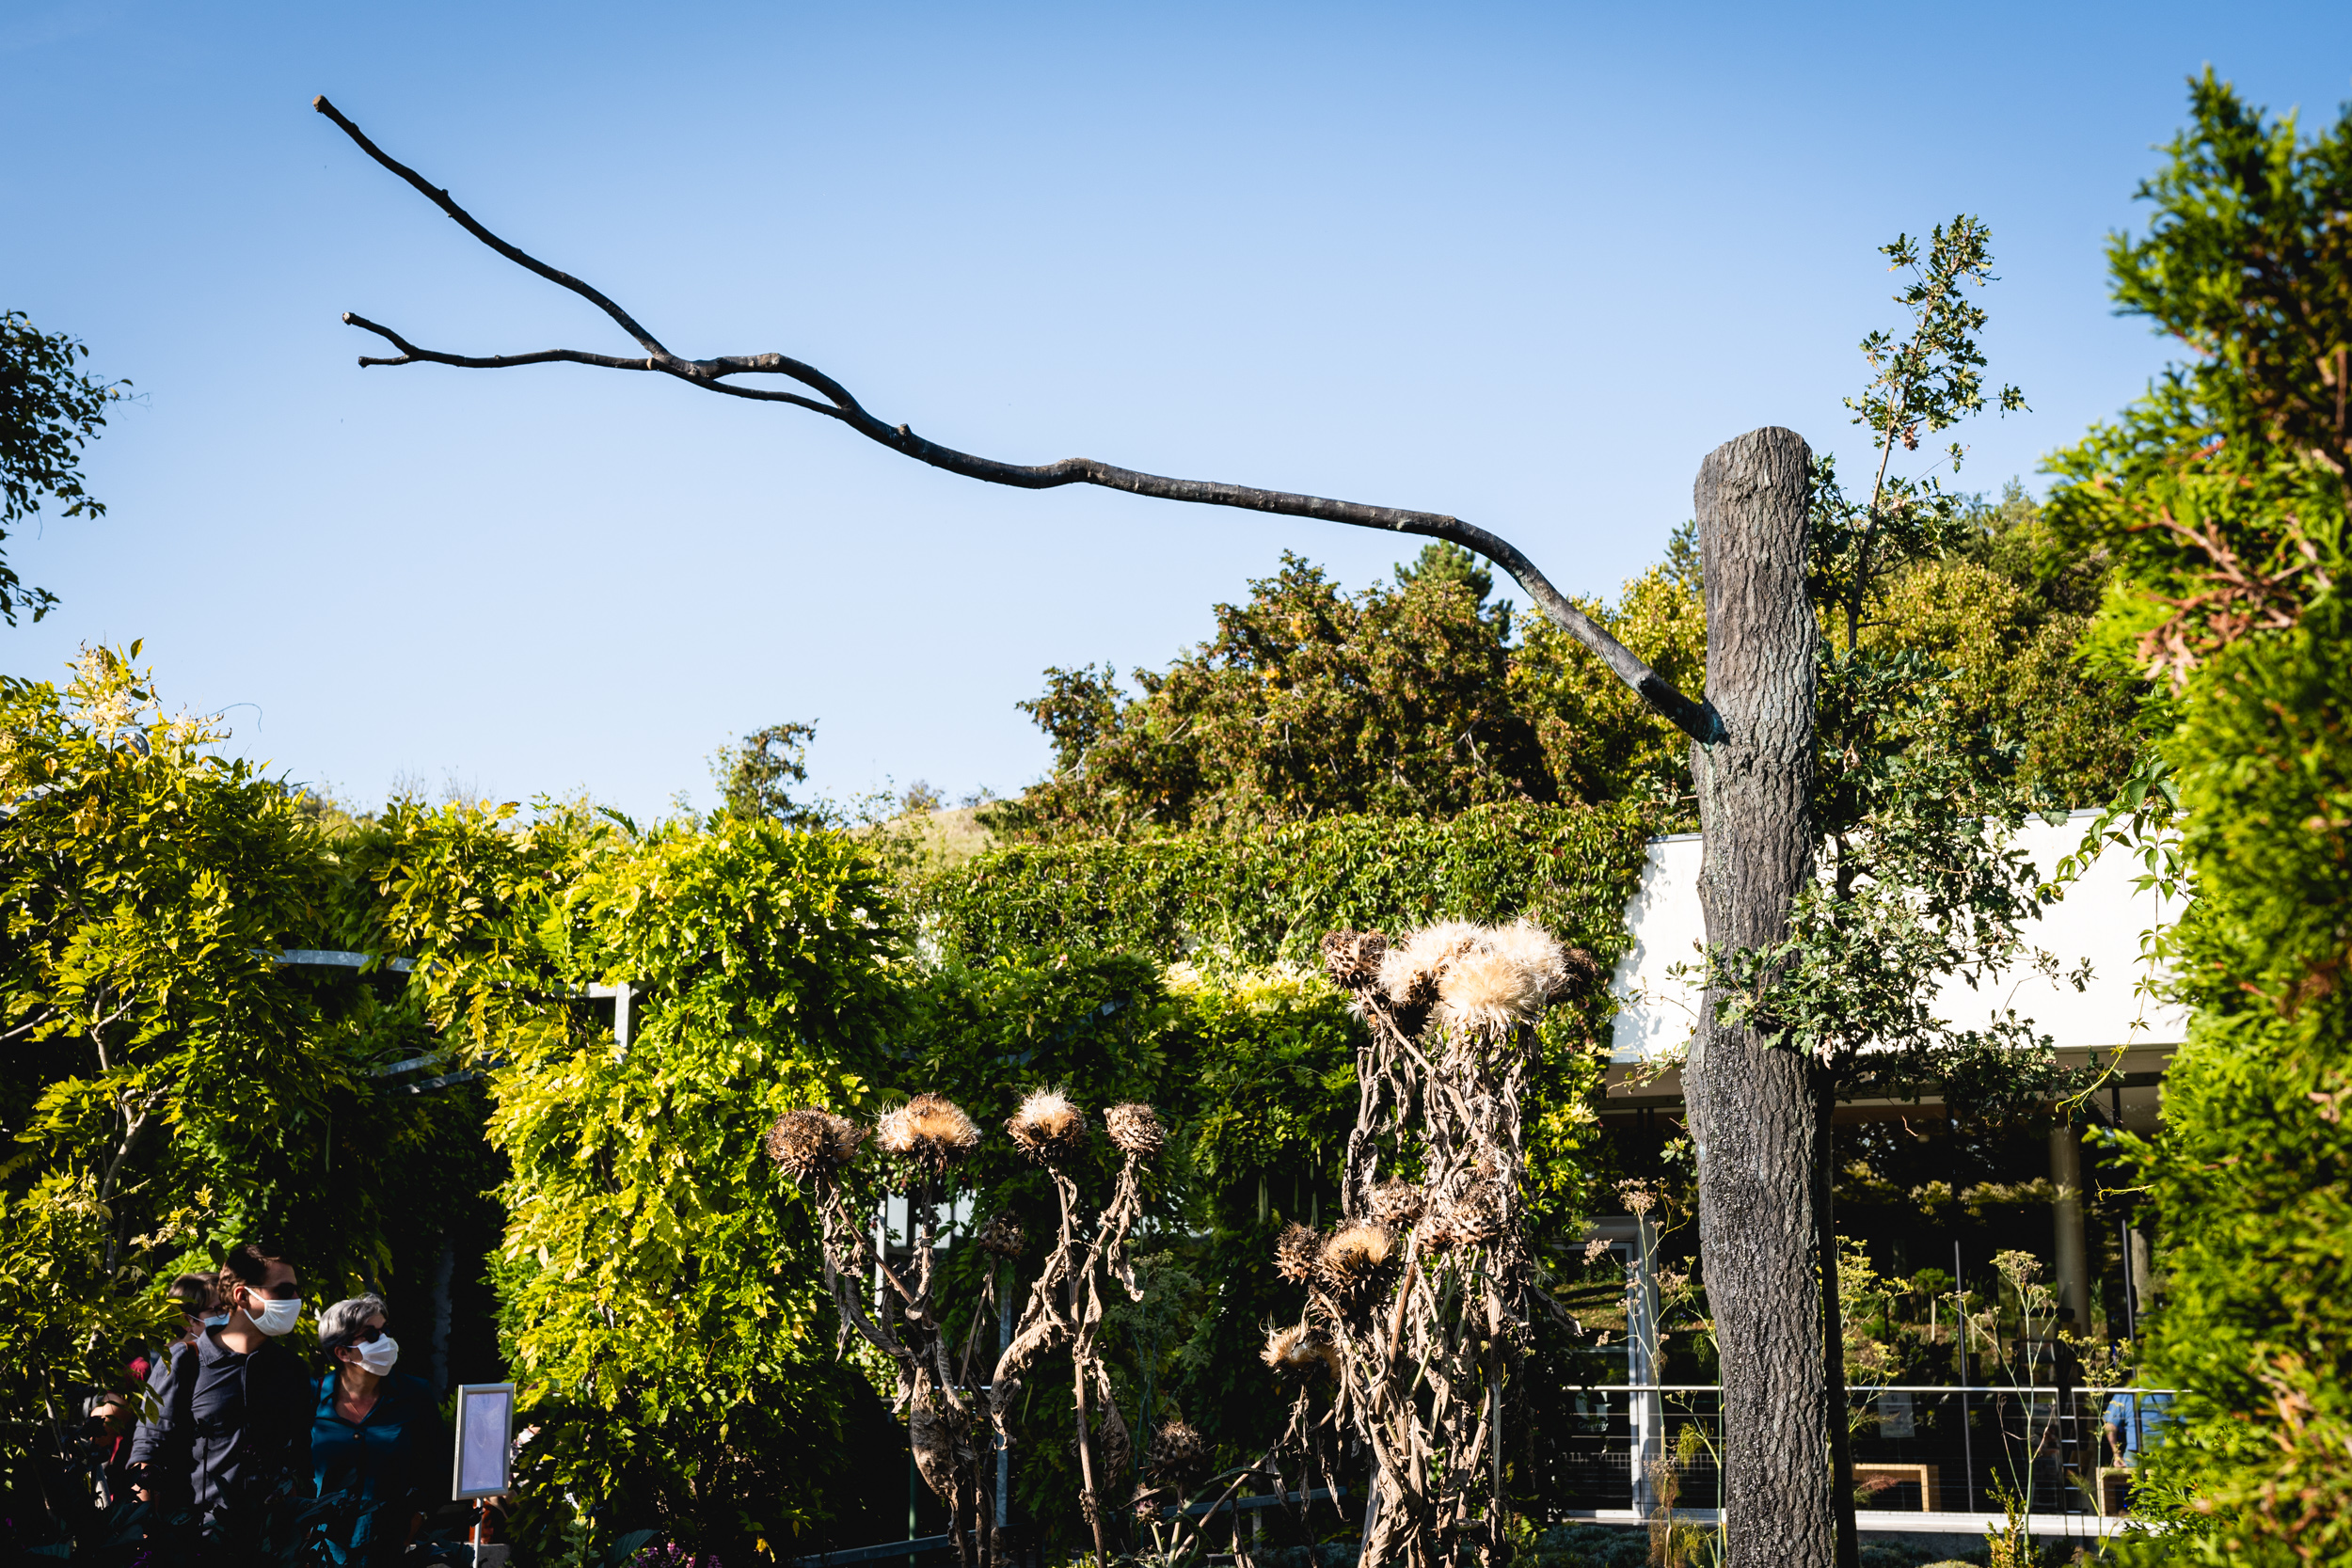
[311,1292,444,1564]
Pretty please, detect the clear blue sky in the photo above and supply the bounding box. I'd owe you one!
[6,2,2350,819]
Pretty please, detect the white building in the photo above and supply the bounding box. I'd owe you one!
[1603,808,2185,1326]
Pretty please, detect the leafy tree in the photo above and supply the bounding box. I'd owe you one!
[1862,484,2148,808]
[999,552,1553,835]
[0,310,127,625]
[2047,71,2352,1564]
[710,720,822,825]
[1393,538,1498,604]
[1009,505,2137,839]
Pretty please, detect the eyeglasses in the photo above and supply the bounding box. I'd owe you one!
[344,1324,385,1345]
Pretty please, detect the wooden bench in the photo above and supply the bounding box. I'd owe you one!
[1854,1463,1940,1513]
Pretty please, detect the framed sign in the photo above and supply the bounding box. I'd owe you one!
[453,1382,516,1499]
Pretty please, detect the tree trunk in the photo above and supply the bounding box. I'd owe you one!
[1685,427,1835,1566]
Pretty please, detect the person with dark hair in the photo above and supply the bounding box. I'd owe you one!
[312,1293,445,1563]
[128,1242,315,1530]
[166,1271,227,1342]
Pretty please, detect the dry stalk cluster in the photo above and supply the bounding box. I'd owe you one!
[768,1099,997,1565]
[769,1091,1165,1568]
[1289,919,1594,1568]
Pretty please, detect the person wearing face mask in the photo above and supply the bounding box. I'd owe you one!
[128,1242,317,1534]
[312,1293,445,1564]
[167,1271,226,1343]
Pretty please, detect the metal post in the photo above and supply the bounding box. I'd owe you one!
[2112,1084,2138,1344]
[1955,1240,1974,1513]
[1627,1223,1661,1513]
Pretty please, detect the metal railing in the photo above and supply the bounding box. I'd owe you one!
[1548,1383,2174,1529]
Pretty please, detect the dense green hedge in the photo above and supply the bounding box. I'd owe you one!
[914,800,1654,971]
[2117,599,2352,1561]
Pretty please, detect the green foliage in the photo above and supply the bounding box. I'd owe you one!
[997,551,1553,834]
[0,309,127,626]
[923,804,1637,1218]
[0,647,478,1499]
[1815,216,2026,654]
[1509,565,1708,816]
[1716,222,2089,1118]
[1394,539,1498,605]
[918,800,1651,974]
[2047,72,2352,1564]
[389,803,903,1561]
[710,720,824,827]
[888,804,1643,1550]
[0,1171,181,1516]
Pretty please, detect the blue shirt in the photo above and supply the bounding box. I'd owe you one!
[311,1371,444,1561]
[2103,1391,2175,1460]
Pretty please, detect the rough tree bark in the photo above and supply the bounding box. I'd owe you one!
[317,100,1839,1556]
[1686,429,1835,1567]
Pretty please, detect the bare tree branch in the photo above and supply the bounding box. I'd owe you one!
[313,95,1722,743]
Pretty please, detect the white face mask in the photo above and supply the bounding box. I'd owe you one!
[348,1333,398,1375]
[245,1291,301,1337]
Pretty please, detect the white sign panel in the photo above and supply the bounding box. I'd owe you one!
[453,1382,516,1499]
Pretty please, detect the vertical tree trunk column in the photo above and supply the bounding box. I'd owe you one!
[1686,427,1835,1566]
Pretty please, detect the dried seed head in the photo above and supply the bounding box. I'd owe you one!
[1320,929,1389,992]
[1261,1323,1343,1383]
[1104,1101,1166,1160]
[874,1093,981,1166]
[765,1108,864,1180]
[1314,1224,1395,1293]
[977,1211,1025,1258]
[1007,1089,1088,1164]
[1145,1418,1208,1484]
[1436,949,1547,1037]
[1367,1178,1425,1228]
[1274,1223,1320,1284]
[1434,1183,1504,1248]
[1377,921,1482,1008]
[1483,918,1573,1000]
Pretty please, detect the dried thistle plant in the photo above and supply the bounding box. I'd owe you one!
[1007,1088,1089,1164]
[1274,1222,1320,1285]
[1292,920,1595,1568]
[1262,1323,1343,1384]
[876,1092,982,1167]
[1367,1178,1425,1228]
[1313,1223,1398,1307]
[987,1092,1162,1568]
[764,1108,863,1180]
[770,1093,995,1568]
[1104,1101,1166,1158]
[977,1210,1025,1258]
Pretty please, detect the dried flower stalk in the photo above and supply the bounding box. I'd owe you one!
[771,1098,996,1568]
[987,1090,1161,1568]
[1283,920,1593,1568]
